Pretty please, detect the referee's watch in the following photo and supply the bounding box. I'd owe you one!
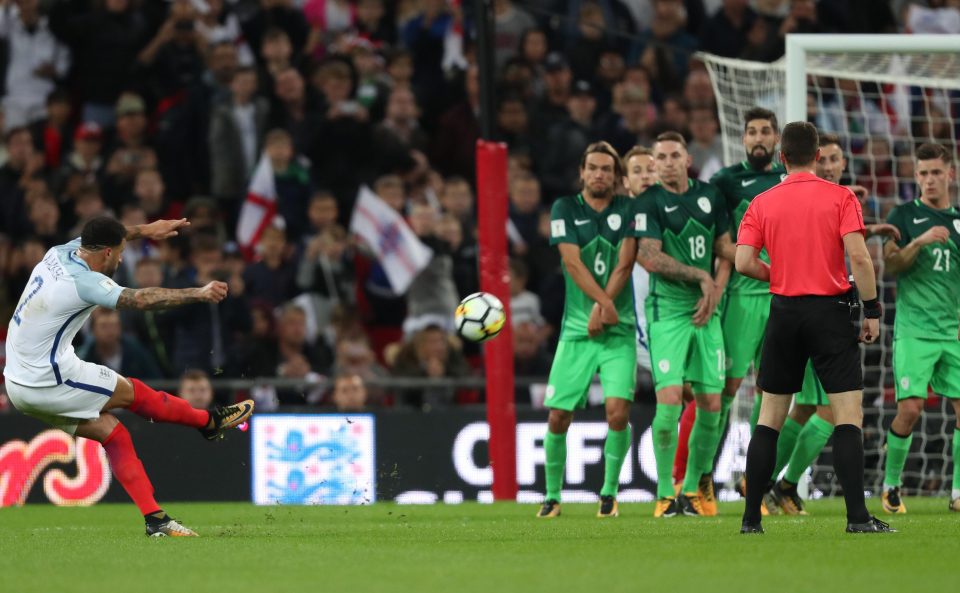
[862,298,882,319]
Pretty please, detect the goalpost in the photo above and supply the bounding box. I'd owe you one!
[700,34,960,498]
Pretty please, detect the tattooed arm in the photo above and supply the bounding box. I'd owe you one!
[115,282,228,310]
[125,218,190,242]
[638,237,718,327]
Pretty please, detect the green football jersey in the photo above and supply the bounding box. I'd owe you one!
[887,199,960,340]
[549,194,638,340]
[710,161,786,295]
[635,179,730,316]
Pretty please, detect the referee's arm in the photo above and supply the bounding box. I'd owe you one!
[733,201,769,282]
[843,231,880,344]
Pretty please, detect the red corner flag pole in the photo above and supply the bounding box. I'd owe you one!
[476,139,518,501]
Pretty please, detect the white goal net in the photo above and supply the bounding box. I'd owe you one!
[700,39,960,498]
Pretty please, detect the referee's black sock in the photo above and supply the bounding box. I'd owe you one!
[833,424,871,524]
[742,425,779,525]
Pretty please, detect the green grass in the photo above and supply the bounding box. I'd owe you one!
[0,499,956,593]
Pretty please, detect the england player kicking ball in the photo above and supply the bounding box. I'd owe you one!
[635,132,736,517]
[537,142,641,519]
[881,143,960,514]
[4,217,255,536]
[766,133,901,515]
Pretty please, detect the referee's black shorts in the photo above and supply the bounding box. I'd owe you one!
[757,291,863,395]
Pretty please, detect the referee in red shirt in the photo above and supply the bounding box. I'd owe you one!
[735,122,893,534]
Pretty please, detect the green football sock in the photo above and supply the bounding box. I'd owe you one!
[544,431,567,502]
[718,394,735,435]
[883,429,913,489]
[600,426,631,497]
[784,414,834,484]
[682,409,721,494]
[771,416,803,481]
[749,393,762,434]
[952,428,960,492]
[652,403,682,499]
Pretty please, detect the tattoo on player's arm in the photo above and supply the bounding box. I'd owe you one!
[124,225,144,241]
[637,238,706,283]
[116,287,202,310]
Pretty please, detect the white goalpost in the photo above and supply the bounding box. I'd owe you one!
[700,34,960,499]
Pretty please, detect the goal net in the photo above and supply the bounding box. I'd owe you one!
[699,37,960,499]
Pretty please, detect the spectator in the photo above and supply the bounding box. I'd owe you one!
[565,1,613,83]
[209,66,270,205]
[509,171,542,246]
[593,48,626,114]
[373,86,429,176]
[133,168,182,222]
[431,64,480,182]
[136,0,206,99]
[439,176,474,228]
[659,95,689,136]
[55,122,104,201]
[330,373,369,411]
[303,190,339,241]
[390,324,471,408]
[196,0,254,66]
[257,27,295,88]
[0,0,71,128]
[400,0,452,108]
[331,333,389,398]
[242,0,309,60]
[539,80,596,199]
[246,302,333,405]
[297,223,355,331]
[119,257,174,376]
[264,128,312,242]
[30,89,74,171]
[68,183,110,237]
[103,93,157,208]
[595,84,654,157]
[27,190,63,248]
[78,306,164,378]
[404,203,459,335]
[494,94,533,158]
[509,257,544,327]
[270,66,323,160]
[356,0,395,46]
[350,39,390,120]
[302,0,356,58]
[164,232,251,376]
[49,0,152,127]
[688,105,724,179]
[435,212,477,298]
[5,236,46,299]
[0,126,42,240]
[632,0,699,94]
[533,52,573,135]
[700,0,759,59]
[518,27,549,97]
[178,369,214,409]
[385,48,414,89]
[244,223,299,308]
[493,0,537,69]
[683,68,715,109]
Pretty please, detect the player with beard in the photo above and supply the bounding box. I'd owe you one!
[538,142,641,519]
[4,216,255,536]
[636,132,736,517]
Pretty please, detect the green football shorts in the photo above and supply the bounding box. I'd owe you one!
[545,333,637,411]
[721,293,772,380]
[794,360,827,406]
[647,310,725,395]
[893,337,960,400]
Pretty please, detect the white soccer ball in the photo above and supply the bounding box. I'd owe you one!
[455,292,506,343]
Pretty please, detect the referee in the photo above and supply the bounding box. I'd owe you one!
[734,122,894,534]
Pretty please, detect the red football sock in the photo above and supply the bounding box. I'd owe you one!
[673,403,697,483]
[102,422,161,516]
[129,379,210,429]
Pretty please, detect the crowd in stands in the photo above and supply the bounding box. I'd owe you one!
[0,0,952,412]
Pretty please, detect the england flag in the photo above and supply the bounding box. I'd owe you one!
[236,154,277,259]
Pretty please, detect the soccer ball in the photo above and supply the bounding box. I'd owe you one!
[455,292,506,343]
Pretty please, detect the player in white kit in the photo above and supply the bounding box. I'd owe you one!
[623,146,658,371]
[4,216,254,537]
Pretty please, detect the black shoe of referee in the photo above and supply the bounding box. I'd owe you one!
[846,516,896,533]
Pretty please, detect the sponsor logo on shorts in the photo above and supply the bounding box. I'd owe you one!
[900,377,910,390]
[658,359,670,373]
[545,385,555,401]
[607,214,622,231]
[551,220,566,238]
[697,197,712,213]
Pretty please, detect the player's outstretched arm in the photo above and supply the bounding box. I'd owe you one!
[883,226,950,275]
[125,218,191,242]
[734,244,770,282]
[115,281,228,310]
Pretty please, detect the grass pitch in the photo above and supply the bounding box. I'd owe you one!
[1,498,956,593]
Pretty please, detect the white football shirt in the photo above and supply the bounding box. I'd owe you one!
[4,238,125,387]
